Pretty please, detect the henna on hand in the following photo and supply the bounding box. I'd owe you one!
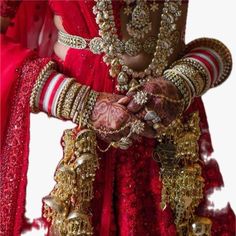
[89,93,134,142]
[127,77,183,127]
[90,92,156,142]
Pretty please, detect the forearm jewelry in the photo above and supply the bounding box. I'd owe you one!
[163,69,192,110]
[30,62,98,128]
[184,37,232,87]
[29,61,57,113]
[163,38,232,111]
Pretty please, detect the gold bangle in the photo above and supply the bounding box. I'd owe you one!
[75,87,91,126]
[73,86,91,125]
[163,70,192,110]
[172,64,205,96]
[172,58,210,95]
[81,90,99,127]
[61,83,81,119]
[56,78,75,118]
[185,37,232,87]
[30,61,56,113]
[70,86,86,120]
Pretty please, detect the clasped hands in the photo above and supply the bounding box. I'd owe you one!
[90,77,184,146]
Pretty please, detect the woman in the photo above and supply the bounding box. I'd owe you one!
[0,0,235,235]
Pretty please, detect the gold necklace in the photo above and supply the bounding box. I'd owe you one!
[93,0,183,92]
[125,0,153,39]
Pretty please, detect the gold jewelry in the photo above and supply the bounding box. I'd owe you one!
[172,64,205,97]
[81,90,99,127]
[70,86,87,120]
[170,68,196,97]
[171,58,210,96]
[133,91,148,105]
[155,112,212,236]
[93,0,183,91]
[58,30,103,54]
[163,70,192,110]
[61,82,81,119]
[185,38,232,87]
[43,128,99,236]
[74,86,91,126]
[125,0,153,39]
[56,78,75,118]
[58,30,157,57]
[30,61,56,113]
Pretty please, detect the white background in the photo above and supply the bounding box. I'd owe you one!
[23,0,236,235]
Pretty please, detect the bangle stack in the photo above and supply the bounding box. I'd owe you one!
[184,37,232,87]
[80,90,99,127]
[163,38,232,111]
[30,62,98,127]
[56,78,75,118]
[163,69,192,110]
[30,61,57,113]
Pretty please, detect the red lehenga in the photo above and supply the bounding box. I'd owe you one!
[0,1,235,236]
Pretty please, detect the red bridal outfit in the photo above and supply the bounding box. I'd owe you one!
[0,0,235,236]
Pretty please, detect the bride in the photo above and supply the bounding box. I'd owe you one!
[1,0,235,235]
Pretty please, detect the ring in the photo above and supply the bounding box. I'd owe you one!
[117,137,132,150]
[144,108,161,124]
[133,91,148,105]
[152,116,161,124]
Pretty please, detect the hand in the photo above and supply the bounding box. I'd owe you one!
[127,77,184,127]
[90,92,133,143]
[90,92,155,143]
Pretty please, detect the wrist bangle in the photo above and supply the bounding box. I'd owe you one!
[70,86,87,120]
[185,38,232,87]
[81,90,99,127]
[73,86,91,125]
[30,61,56,113]
[56,78,75,118]
[171,58,211,95]
[61,82,81,119]
[163,70,192,110]
[171,64,205,97]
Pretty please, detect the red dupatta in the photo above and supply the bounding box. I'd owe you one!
[0,1,56,235]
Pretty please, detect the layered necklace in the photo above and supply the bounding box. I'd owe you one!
[93,0,183,92]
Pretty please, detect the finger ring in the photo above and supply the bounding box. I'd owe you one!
[144,110,158,121]
[152,116,161,124]
[144,108,161,123]
[117,137,132,150]
[133,91,148,105]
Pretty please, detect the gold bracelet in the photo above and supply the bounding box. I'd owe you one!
[70,86,87,120]
[30,61,56,113]
[81,90,99,127]
[185,37,232,87]
[163,70,192,110]
[172,64,206,97]
[61,82,81,119]
[56,78,75,118]
[73,86,91,125]
[172,58,210,95]
[170,68,196,97]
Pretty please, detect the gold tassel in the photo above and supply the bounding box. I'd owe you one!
[43,128,99,235]
[155,112,212,236]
